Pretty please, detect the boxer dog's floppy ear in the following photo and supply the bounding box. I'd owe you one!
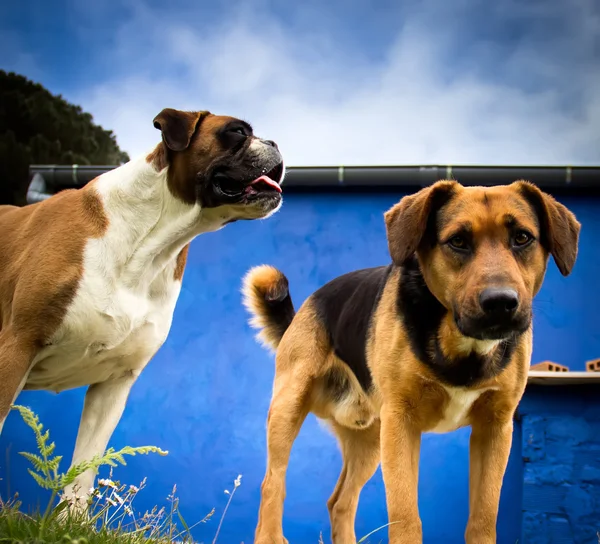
[153,108,209,152]
[384,180,458,265]
[513,180,581,276]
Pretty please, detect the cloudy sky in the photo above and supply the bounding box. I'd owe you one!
[2,0,599,165]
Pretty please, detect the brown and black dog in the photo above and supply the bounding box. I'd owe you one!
[242,180,580,544]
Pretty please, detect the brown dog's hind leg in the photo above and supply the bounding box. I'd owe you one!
[0,330,35,432]
[255,370,311,544]
[328,420,381,544]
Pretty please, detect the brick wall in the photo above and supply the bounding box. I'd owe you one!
[520,385,600,544]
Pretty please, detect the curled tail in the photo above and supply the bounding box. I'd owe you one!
[241,265,296,351]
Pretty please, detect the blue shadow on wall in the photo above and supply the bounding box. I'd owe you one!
[2,191,599,543]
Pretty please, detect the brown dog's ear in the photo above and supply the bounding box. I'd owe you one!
[514,180,581,276]
[153,109,209,152]
[384,180,458,265]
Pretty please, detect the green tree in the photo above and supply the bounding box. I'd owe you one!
[0,70,130,205]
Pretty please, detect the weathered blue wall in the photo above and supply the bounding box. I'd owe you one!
[520,385,600,544]
[2,192,599,543]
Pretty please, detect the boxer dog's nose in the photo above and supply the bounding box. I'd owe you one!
[263,139,278,149]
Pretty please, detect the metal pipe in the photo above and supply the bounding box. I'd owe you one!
[281,165,599,188]
[28,164,600,200]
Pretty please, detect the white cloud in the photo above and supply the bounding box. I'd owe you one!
[72,0,600,166]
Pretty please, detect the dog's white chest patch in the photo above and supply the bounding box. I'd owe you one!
[25,240,183,393]
[427,386,492,434]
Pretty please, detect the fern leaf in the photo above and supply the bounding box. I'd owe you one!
[19,452,46,471]
[39,429,50,450]
[45,441,56,457]
[13,405,169,497]
[27,468,51,489]
[47,455,63,472]
[60,459,98,487]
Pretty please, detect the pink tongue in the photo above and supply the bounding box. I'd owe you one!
[250,175,282,193]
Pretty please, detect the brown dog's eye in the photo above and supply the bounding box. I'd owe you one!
[448,236,468,251]
[514,231,532,247]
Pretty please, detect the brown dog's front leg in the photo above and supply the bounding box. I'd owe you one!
[380,404,423,544]
[465,418,513,544]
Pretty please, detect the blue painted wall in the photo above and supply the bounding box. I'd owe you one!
[2,192,599,543]
[520,385,600,544]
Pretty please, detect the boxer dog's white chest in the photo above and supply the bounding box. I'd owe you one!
[26,264,181,392]
[25,162,209,393]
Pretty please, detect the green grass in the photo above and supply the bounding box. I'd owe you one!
[0,492,211,544]
[0,405,229,544]
[0,405,393,544]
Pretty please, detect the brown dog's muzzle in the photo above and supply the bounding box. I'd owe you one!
[455,286,531,340]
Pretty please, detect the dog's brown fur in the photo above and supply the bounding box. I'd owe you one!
[0,181,109,419]
[242,180,580,544]
[0,107,285,510]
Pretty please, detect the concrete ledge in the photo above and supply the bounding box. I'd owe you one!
[528,371,600,385]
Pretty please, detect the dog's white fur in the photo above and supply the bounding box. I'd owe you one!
[426,385,498,434]
[5,146,283,505]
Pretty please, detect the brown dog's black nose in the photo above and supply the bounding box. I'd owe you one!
[479,288,519,315]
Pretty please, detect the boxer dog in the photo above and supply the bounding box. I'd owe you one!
[242,180,579,544]
[0,108,284,508]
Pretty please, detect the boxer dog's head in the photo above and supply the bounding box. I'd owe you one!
[150,108,284,221]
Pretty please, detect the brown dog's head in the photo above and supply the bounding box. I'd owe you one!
[150,108,284,221]
[385,180,581,341]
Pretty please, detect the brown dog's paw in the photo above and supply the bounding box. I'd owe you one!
[254,537,289,544]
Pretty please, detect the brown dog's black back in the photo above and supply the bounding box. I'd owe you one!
[310,266,392,392]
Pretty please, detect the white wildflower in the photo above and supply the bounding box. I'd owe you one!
[98,478,117,489]
[234,474,242,488]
